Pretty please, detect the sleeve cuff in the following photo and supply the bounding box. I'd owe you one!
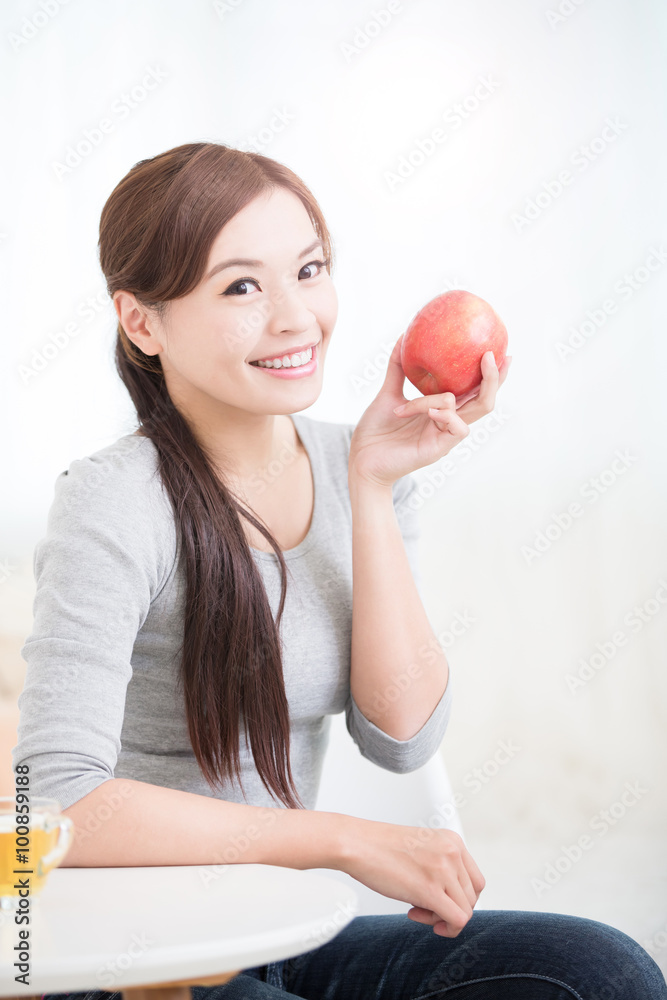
[345,671,453,774]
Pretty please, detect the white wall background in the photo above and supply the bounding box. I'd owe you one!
[2,0,666,970]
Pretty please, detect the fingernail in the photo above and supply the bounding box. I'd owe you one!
[394,404,407,414]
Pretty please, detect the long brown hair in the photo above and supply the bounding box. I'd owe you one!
[98,142,335,809]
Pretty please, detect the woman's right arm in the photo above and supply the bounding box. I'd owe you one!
[63,778,484,937]
[61,778,348,869]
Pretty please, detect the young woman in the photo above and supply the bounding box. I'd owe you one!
[16,142,665,998]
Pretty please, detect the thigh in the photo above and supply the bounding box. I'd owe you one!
[280,908,667,1000]
[41,968,289,1000]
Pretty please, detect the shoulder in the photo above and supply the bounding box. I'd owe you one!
[55,432,161,497]
[48,432,173,536]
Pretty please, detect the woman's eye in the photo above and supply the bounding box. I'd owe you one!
[224,278,261,297]
[299,259,328,280]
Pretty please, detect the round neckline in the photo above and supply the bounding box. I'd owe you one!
[249,413,318,561]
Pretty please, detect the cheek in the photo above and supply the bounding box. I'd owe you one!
[166,311,228,366]
[169,333,208,372]
[319,285,338,332]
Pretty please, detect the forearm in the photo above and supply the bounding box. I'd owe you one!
[62,778,351,871]
[348,472,449,741]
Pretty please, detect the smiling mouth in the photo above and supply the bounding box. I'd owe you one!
[248,343,318,369]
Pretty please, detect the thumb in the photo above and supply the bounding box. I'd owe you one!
[380,333,408,402]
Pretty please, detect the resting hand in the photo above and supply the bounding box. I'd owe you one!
[342,819,486,938]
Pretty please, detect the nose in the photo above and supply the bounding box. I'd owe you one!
[265,280,314,336]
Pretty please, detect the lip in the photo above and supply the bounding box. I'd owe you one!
[248,341,318,364]
[249,342,319,379]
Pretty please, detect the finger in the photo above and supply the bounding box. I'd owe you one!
[407,906,440,925]
[431,891,471,938]
[427,407,470,436]
[394,391,457,417]
[441,875,474,923]
[432,919,465,938]
[480,351,513,393]
[408,908,460,938]
[454,385,484,407]
[461,844,486,896]
[454,354,512,410]
[454,363,514,424]
[468,350,500,407]
[383,333,409,399]
[409,894,470,937]
[456,860,478,911]
[408,883,474,927]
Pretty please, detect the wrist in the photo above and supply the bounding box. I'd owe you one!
[264,808,363,872]
[333,812,375,872]
[348,467,394,500]
[316,810,361,871]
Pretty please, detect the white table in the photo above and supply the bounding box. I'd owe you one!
[0,864,359,1000]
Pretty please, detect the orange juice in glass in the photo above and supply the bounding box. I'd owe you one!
[1,796,74,910]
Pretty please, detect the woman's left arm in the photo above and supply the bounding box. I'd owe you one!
[348,336,512,742]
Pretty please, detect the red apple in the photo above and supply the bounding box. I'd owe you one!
[400,290,508,397]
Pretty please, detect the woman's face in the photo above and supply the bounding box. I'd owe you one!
[145,186,338,419]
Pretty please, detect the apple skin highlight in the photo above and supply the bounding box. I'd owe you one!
[400,290,508,397]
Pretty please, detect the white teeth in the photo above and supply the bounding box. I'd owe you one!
[254,346,313,369]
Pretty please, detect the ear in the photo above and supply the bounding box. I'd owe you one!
[113,290,163,357]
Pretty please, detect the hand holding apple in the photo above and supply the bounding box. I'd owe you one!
[400,290,509,398]
[347,293,511,489]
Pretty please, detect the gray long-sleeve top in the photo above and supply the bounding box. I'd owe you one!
[13,414,453,812]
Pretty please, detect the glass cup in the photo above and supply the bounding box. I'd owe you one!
[0,796,74,910]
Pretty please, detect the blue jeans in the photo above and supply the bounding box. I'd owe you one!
[44,909,667,999]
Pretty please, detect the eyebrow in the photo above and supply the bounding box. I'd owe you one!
[204,239,324,282]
